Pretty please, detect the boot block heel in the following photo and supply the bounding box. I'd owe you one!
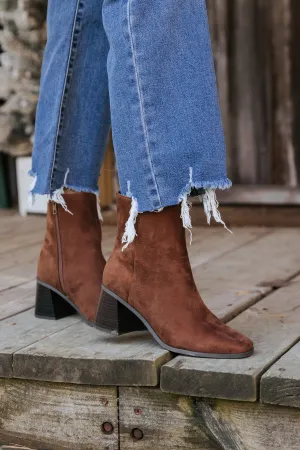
[35,281,76,320]
[96,288,147,335]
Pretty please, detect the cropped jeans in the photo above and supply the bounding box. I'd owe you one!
[30,0,231,243]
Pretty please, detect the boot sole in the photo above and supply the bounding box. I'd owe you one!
[35,280,253,359]
[98,285,254,359]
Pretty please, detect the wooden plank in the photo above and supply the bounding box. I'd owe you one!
[119,387,300,450]
[0,310,79,378]
[207,0,233,177]
[0,379,118,450]
[291,0,300,182]
[0,243,40,272]
[261,340,300,409]
[0,216,45,237]
[188,227,268,268]
[0,229,44,255]
[0,210,15,220]
[192,228,300,322]
[217,185,300,205]
[232,0,259,184]
[271,0,298,187]
[161,275,300,401]
[0,281,35,321]
[0,261,37,292]
[256,0,273,185]
[13,323,171,387]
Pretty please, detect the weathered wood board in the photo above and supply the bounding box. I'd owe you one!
[0,261,38,292]
[0,379,118,450]
[218,185,300,205]
[0,281,35,321]
[13,323,171,386]
[119,387,300,450]
[0,215,44,235]
[188,227,268,268]
[161,275,300,401]
[261,340,300,409]
[0,229,45,255]
[0,310,79,377]
[193,228,300,322]
[0,244,40,272]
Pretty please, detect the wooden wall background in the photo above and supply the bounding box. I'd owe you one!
[207,0,300,188]
[0,1,300,207]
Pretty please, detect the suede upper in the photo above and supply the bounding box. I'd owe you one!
[103,193,253,355]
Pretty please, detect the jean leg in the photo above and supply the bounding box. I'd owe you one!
[30,0,110,201]
[103,0,231,219]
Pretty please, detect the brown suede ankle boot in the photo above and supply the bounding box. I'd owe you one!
[35,192,106,325]
[97,193,253,358]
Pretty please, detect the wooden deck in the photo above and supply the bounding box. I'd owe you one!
[1,211,300,449]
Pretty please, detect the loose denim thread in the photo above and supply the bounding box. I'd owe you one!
[97,197,103,221]
[122,181,138,250]
[180,196,193,245]
[200,190,232,233]
[51,168,73,214]
[179,167,194,244]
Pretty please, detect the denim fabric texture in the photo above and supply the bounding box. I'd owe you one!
[30,0,231,218]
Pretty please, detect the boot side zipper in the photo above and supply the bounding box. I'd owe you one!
[53,203,65,293]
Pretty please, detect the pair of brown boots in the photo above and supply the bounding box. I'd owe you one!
[36,192,253,358]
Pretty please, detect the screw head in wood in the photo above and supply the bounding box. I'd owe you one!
[131,428,144,441]
[102,422,114,434]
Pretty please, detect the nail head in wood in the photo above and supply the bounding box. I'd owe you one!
[131,428,144,441]
[101,422,114,435]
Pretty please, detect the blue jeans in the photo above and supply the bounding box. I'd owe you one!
[30,0,231,242]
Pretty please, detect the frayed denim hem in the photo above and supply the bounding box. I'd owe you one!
[122,168,232,248]
[178,168,232,242]
[28,169,103,220]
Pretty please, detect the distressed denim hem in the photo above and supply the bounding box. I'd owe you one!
[121,172,232,250]
[28,170,102,218]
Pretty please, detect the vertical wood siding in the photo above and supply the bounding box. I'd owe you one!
[207,0,299,187]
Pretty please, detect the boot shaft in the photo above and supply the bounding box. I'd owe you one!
[103,193,191,300]
[113,193,188,254]
[38,193,104,293]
